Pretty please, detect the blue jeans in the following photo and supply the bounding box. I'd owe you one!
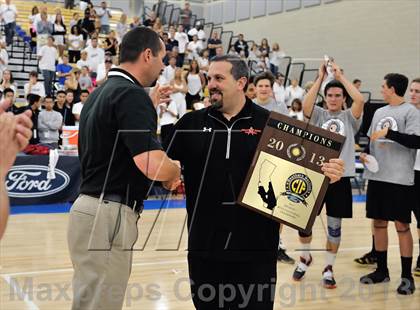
[100,25,110,34]
[4,22,16,46]
[42,70,55,96]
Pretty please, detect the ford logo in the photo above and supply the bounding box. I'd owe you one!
[6,165,70,198]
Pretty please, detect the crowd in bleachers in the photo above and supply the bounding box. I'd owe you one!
[0,0,361,152]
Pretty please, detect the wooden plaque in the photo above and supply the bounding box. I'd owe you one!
[238,112,345,234]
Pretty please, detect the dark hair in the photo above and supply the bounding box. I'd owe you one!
[56,90,66,96]
[66,89,74,95]
[412,77,420,84]
[3,87,14,96]
[353,79,361,84]
[384,73,409,97]
[324,80,348,99]
[291,98,302,112]
[210,55,249,81]
[45,95,54,101]
[80,89,90,95]
[119,27,162,63]
[71,25,79,35]
[0,69,14,83]
[29,71,38,78]
[189,59,200,74]
[27,94,41,106]
[254,71,275,88]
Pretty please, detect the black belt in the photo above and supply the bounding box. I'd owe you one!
[86,193,143,213]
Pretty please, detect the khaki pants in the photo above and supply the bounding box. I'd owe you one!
[67,195,140,310]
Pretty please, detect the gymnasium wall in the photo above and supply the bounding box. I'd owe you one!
[212,0,420,99]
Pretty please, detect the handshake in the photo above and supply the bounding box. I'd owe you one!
[162,160,182,191]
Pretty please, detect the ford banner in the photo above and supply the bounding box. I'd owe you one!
[6,155,81,205]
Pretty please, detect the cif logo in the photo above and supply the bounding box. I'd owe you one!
[282,173,312,206]
[6,165,70,198]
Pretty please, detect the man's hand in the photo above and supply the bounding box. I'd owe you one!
[331,62,343,81]
[321,158,344,184]
[318,61,327,81]
[14,110,33,151]
[359,153,369,165]
[150,84,173,108]
[162,160,181,190]
[370,127,388,142]
[0,113,19,178]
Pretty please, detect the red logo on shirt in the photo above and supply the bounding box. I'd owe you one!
[241,127,261,136]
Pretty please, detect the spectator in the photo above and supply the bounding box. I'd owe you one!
[70,12,80,29]
[0,41,8,80]
[157,98,178,147]
[152,17,164,34]
[83,37,105,78]
[289,98,304,121]
[54,90,75,127]
[38,95,62,149]
[76,50,89,69]
[170,68,188,118]
[78,9,95,41]
[259,38,270,57]
[285,78,305,107]
[68,25,84,63]
[27,94,41,145]
[185,59,205,109]
[253,71,288,114]
[353,79,362,89]
[143,11,156,28]
[180,1,192,31]
[96,57,115,86]
[187,35,203,60]
[28,6,39,51]
[65,90,75,109]
[187,23,206,42]
[215,46,224,57]
[234,34,249,58]
[36,12,53,50]
[130,16,141,29]
[24,71,45,99]
[104,30,118,60]
[273,73,286,106]
[65,0,75,10]
[80,0,89,12]
[207,31,222,59]
[3,88,18,113]
[248,43,260,61]
[0,69,17,97]
[162,56,177,84]
[162,32,174,63]
[56,54,73,89]
[0,0,18,46]
[96,1,112,34]
[64,69,81,102]
[171,46,183,68]
[37,36,58,96]
[78,66,93,90]
[197,49,210,73]
[269,43,285,76]
[175,25,189,66]
[245,80,257,100]
[116,13,128,43]
[72,89,89,125]
[168,25,176,40]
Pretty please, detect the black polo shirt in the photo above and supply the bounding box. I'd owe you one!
[167,98,280,262]
[78,68,162,203]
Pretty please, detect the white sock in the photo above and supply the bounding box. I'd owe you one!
[325,251,337,267]
[301,243,311,261]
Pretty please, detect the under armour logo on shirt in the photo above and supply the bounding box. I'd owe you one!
[203,127,212,132]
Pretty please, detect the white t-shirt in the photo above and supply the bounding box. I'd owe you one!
[37,45,58,71]
[0,4,17,24]
[83,46,105,73]
[0,49,8,76]
[187,73,202,95]
[187,41,203,60]
[76,59,89,70]
[72,102,84,125]
[24,81,45,98]
[285,85,305,107]
[68,34,84,51]
[96,63,116,82]
[273,82,286,105]
[175,32,189,53]
[158,101,178,126]
[162,65,176,84]
[187,28,206,41]
[197,57,209,70]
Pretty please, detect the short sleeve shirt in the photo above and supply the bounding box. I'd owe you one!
[78,68,162,201]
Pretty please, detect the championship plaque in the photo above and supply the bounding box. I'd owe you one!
[238,112,345,234]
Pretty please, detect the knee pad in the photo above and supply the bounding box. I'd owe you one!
[327,216,342,244]
[299,231,312,238]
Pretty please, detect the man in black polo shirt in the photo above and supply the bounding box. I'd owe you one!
[67,27,181,310]
[167,55,345,309]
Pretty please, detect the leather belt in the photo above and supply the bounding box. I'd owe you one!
[87,193,144,213]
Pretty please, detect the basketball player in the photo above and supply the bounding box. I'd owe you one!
[360,74,420,295]
[292,60,365,289]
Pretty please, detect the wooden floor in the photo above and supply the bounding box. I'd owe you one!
[1,202,419,309]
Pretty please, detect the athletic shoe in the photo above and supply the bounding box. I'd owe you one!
[292,255,313,281]
[414,256,420,277]
[397,277,416,295]
[322,265,337,289]
[360,269,390,284]
[354,251,377,266]
[277,248,295,264]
